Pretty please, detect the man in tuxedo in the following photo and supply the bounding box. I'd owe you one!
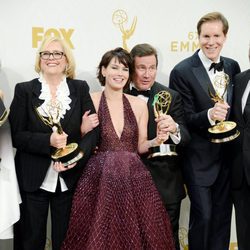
[230,45,250,250]
[169,12,241,250]
[126,43,190,250]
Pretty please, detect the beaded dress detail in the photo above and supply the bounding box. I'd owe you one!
[61,93,175,250]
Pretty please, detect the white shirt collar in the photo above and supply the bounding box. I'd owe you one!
[198,50,221,71]
[37,75,71,122]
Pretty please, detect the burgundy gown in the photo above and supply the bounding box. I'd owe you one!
[61,93,175,250]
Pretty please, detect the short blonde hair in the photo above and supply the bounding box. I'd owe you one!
[197,12,229,36]
[35,36,76,79]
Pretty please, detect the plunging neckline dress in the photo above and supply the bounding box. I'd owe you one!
[61,92,175,250]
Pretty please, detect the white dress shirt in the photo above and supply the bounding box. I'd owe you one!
[38,76,71,193]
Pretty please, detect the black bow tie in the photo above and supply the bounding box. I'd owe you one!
[130,87,150,97]
[209,61,224,73]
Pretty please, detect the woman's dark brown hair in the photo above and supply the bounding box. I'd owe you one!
[97,47,132,87]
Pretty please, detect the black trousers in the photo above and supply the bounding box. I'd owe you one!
[164,201,181,250]
[187,165,232,250]
[14,185,74,250]
[232,175,250,250]
[144,156,184,250]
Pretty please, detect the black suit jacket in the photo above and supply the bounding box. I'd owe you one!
[9,78,99,192]
[169,50,241,186]
[230,70,250,188]
[126,82,190,204]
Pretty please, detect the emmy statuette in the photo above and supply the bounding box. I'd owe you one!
[208,72,240,143]
[148,90,178,158]
[0,97,9,165]
[36,101,84,167]
[0,98,9,127]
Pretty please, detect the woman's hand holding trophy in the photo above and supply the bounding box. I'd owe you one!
[35,100,84,169]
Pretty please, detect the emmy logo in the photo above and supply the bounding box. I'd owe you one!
[148,90,178,158]
[35,100,84,167]
[112,9,137,51]
[208,72,240,143]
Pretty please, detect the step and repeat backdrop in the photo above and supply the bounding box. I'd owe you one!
[0,0,249,249]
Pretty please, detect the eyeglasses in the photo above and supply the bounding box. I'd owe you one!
[39,51,65,60]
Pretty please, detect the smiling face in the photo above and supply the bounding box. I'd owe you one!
[40,41,68,78]
[199,20,227,62]
[101,57,129,90]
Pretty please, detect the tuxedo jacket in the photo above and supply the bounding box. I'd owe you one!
[230,69,250,188]
[9,78,99,192]
[169,50,241,186]
[126,82,190,204]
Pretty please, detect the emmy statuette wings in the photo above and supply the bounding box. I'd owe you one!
[208,72,240,143]
[148,90,178,158]
[35,101,84,167]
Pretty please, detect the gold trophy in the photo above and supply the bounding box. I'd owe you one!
[35,100,84,167]
[148,90,178,158]
[0,98,9,127]
[0,97,9,164]
[208,72,240,143]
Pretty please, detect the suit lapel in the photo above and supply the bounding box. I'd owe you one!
[191,53,215,102]
[233,82,243,124]
[239,72,250,124]
[232,70,250,126]
[31,79,44,109]
[223,58,234,106]
[125,85,156,138]
[31,79,52,132]
[147,85,156,127]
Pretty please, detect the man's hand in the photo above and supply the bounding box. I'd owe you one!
[209,101,230,122]
[155,114,178,134]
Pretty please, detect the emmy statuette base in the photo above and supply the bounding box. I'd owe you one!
[208,121,240,143]
[52,143,84,167]
[148,144,178,158]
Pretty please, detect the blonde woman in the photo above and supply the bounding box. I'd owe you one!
[9,36,98,250]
